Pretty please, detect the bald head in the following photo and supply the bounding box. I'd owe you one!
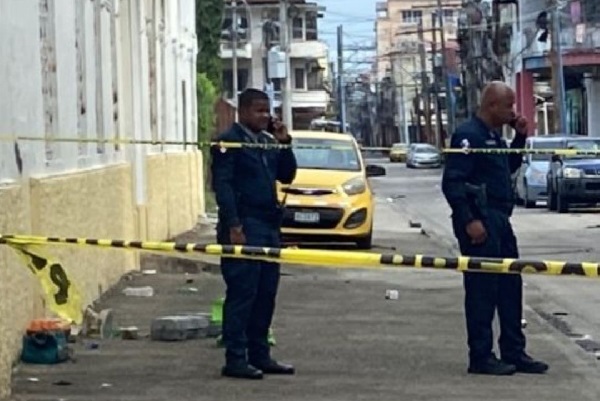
[478,81,517,128]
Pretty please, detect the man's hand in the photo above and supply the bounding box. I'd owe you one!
[271,117,292,144]
[229,226,246,245]
[512,115,529,137]
[466,220,487,245]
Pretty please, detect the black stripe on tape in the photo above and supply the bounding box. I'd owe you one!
[402,255,416,266]
[222,245,236,255]
[64,238,78,243]
[560,263,586,276]
[111,240,125,247]
[420,256,435,267]
[507,260,547,273]
[192,244,207,252]
[86,239,99,245]
[379,254,395,265]
[47,237,61,242]
[444,257,460,269]
[174,243,188,252]
[128,241,143,249]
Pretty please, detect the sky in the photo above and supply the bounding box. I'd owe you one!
[315,0,379,76]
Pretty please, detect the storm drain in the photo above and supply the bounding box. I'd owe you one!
[535,309,600,360]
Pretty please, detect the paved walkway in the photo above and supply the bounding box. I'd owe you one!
[7,202,600,401]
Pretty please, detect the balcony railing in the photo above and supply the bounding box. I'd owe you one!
[522,23,600,58]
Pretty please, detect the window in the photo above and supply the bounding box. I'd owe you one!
[294,68,305,90]
[292,17,303,40]
[401,10,422,23]
[306,13,318,40]
[565,139,600,159]
[443,9,454,21]
[530,140,562,160]
[222,69,249,99]
[292,138,361,171]
[307,68,322,90]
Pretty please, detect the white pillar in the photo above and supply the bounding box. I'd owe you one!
[584,73,600,137]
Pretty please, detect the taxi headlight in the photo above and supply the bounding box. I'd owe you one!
[563,167,582,178]
[342,177,366,195]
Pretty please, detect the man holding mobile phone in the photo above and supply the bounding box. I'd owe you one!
[211,89,297,380]
[441,81,549,376]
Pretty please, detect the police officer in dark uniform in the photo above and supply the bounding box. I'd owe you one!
[442,82,549,376]
[211,88,297,380]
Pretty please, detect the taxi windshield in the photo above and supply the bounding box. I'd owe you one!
[292,138,361,171]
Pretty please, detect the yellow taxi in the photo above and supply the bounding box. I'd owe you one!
[389,142,408,162]
[278,131,386,249]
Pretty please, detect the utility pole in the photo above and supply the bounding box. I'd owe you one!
[549,0,568,134]
[417,19,433,143]
[232,0,239,121]
[431,12,442,148]
[279,0,293,128]
[391,54,406,143]
[436,0,454,136]
[337,25,347,132]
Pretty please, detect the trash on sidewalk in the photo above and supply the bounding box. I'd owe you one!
[26,377,39,383]
[150,315,209,341]
[21,319,73,365]
[120,326,139,340]
[81,307,114,339]
[142,269,157,275]
[521,319,528,328]
[123,286,154,297]
[385,289,399,300]
[100,383,113,388]
[178,286,199,294]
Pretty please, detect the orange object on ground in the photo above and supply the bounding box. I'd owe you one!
[26,318,71,335]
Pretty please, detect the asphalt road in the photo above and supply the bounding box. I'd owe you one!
[368,158,600,365]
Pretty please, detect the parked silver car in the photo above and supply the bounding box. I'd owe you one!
[406,143,442,168]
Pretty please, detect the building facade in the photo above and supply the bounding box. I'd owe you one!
[375,0,461,145]
[220,0,331,129]
[0,0,203,396]
[512,0,600,136]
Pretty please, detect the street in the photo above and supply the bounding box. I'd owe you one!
[8,158,600,401]
[371,158,600,360]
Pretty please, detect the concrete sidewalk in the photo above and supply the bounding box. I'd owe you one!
[7,202,600,401]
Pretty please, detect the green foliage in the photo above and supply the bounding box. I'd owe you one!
[196,0,223,90]
[197,72,218,212]
[197,72,217,142]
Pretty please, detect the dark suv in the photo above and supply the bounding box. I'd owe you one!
[547,137,600,213]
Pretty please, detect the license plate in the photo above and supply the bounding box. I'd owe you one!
[294,212,320,223]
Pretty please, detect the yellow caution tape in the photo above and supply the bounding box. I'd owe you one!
[2,234,599,278]
[7,243,84,325]
[1,134,599,155]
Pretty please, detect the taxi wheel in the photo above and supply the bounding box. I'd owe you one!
[355,231,373,250]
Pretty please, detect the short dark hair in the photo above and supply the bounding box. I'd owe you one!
[238,88,269,110]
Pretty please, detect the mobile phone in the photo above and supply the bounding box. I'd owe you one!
[267,116,275,134]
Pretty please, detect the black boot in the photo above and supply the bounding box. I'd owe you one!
[502,354,549,374]
[221,364,264,380]
[468,356,517,376]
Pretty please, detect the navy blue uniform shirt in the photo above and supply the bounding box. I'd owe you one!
[441,116,526,223]
[210,123,298,228]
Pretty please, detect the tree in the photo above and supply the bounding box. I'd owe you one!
[196,0,223,90]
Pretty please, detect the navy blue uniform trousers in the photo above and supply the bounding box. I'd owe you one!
[217,217,281,368]
[452,208,526,364]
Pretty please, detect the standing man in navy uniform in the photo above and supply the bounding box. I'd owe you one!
[211,89,297,380]
[442,82,549,376]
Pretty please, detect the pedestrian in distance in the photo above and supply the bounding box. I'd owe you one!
[211,88,298,380]
[441,81,549,376]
